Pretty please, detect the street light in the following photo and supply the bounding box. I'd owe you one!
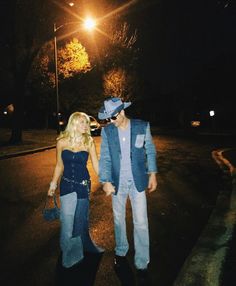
[53,17,96,134]
[209,109,215,130]
[209,110,215,117]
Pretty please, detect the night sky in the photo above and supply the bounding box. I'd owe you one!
[132,0,236,94]
[0,0,235,123]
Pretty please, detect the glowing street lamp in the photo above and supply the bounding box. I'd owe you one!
[209,110,216,130]
[209,110,215,117]
[83,17,96,31]
[53,17,96,133]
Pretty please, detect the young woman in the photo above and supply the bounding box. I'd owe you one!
[48,112,103,268]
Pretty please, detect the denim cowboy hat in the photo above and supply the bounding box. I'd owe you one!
[98,97,132,120]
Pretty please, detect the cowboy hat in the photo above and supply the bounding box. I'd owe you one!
[98,97,131,120]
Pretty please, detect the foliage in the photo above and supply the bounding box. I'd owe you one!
[29,38,92,119]
[102,22,138,70]
[57,38,91,79]
[102,22,139,101]
[4,0,140,139]
[103,68,138,101]
[30,20,138,118]
[31,38,91,85]
[59,69,103,117]
[111,22,137,51]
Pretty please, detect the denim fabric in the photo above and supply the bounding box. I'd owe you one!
[143,123,158,173]
[61,150,90,198]
[60,192,103,268]
[112,179,150,269]
[99,119,157,193]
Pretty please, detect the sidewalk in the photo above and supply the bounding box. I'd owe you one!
[1,128,236,285]
[0,128,57,159]
[174,148,236,286]
[217,149,236,286]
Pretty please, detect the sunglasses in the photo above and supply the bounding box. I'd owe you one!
[106,112,120,122]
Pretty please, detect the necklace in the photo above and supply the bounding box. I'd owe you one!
[69,135,83,148]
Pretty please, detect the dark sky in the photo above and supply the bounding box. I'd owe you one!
[0,0,235,111]
[131,0,236,96]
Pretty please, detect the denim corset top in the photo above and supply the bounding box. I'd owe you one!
[60,150,90,198]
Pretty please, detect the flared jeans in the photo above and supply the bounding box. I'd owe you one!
[112,179,150,270]
[60,192,102,268]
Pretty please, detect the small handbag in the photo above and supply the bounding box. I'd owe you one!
[42,194,60,221]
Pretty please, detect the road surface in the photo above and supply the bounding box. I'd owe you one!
[0,134,228,285]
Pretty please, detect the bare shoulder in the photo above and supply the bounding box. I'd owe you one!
[57,138,68,150]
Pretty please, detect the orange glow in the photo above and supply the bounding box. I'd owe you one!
[52,0,138,41]
[98,0,138,22]
[191,121,201,127]
[83,17,96,31]
[6,104,14,114]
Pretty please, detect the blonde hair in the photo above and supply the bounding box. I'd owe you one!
[57,112,91,147]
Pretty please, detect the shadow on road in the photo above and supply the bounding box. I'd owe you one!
[55,252,104,286]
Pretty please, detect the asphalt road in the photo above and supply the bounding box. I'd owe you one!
[0,134,231,286]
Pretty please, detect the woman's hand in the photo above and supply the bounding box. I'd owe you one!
[47,188,55,197]
[47,181,57,197]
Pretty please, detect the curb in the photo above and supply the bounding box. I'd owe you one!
[173,149,236,286]
[0,145,55,160]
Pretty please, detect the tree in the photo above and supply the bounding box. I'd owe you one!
[6,0,56,143]
[102,22,139,102]
[4,0,140,142]
[103,67,138,102]
[57,38,91,79]
[28,38,92,127]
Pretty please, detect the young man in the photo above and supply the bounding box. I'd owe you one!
[98,97,157,285]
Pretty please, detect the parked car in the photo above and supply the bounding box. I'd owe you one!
[98,119,109,128]
[89,115,101,136]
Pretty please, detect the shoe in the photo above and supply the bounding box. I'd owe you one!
[114,255,135,286]
[114,255,129,269]
[136,269,151,286]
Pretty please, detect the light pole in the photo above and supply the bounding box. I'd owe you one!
[53,23,60,134]
[53,18,96,134]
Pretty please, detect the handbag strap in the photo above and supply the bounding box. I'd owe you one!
[43,194,59,210]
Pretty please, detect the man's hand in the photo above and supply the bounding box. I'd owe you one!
[147,173,157,193]
[102,182,116,196]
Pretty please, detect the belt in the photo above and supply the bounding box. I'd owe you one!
[62,176,90,186]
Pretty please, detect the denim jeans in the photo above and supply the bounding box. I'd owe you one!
[112,179,150,270]
[60,192,103,268]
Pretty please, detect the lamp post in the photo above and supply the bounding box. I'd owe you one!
[53,18,96,134]
[53,23,60,134]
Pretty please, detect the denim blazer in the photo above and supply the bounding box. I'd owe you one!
[99,119,157,193]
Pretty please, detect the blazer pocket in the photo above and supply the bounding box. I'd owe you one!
[135,134,145,148]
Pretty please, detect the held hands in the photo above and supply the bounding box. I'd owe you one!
[147,173,157,193]
[102,182,116,196]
